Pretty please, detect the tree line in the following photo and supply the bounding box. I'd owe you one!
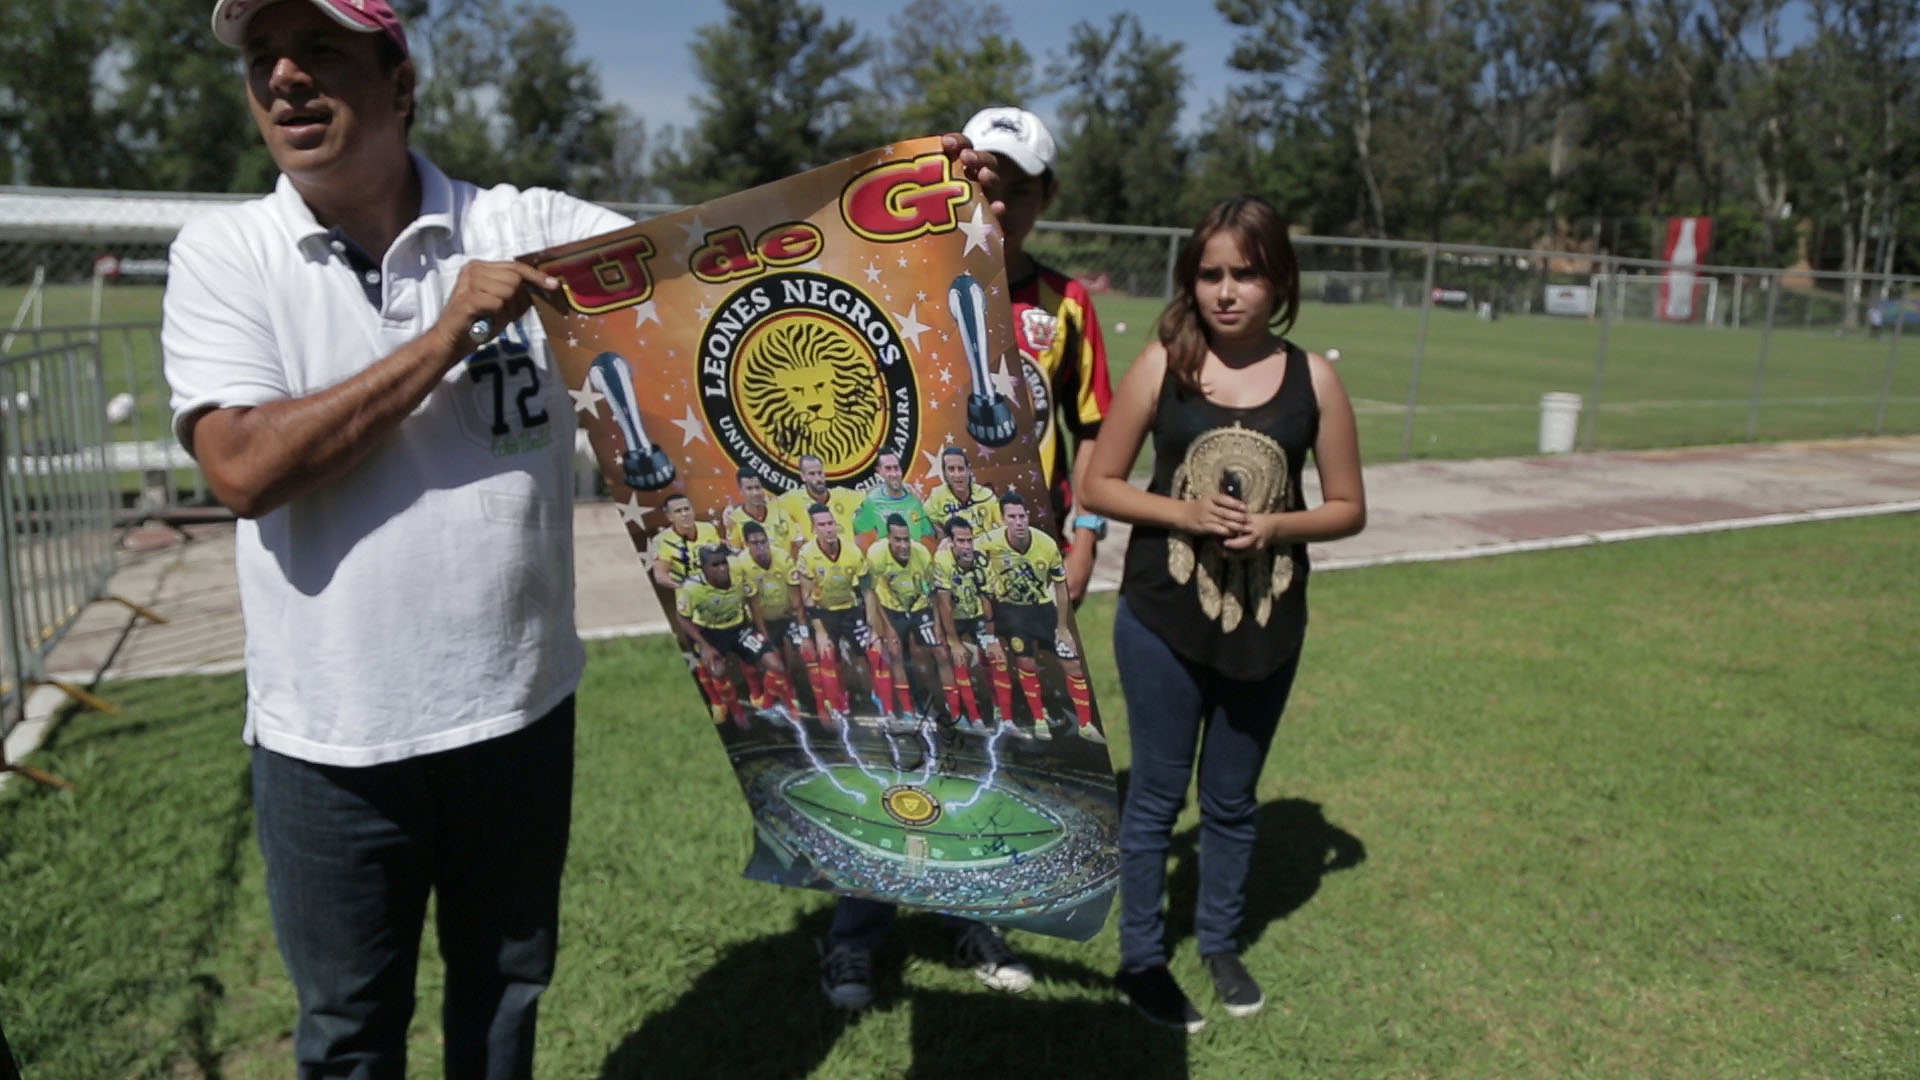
[3,0,1915,273]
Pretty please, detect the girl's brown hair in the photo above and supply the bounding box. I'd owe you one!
[1155,196,1301,392]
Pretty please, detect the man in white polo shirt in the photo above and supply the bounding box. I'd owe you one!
[162,0,629,1075]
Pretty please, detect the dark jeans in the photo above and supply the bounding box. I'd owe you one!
[829,897,973,950]
[1113,598,1299,970]
[252,697,576,1080]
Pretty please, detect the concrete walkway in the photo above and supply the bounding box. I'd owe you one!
[38,435,1920,687]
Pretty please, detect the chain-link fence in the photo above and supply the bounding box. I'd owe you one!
[5,186,1916,472]
[1015,225,1920,462]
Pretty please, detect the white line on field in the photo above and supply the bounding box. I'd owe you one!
[1294,499,1920,573]
[1350,393,1920,416]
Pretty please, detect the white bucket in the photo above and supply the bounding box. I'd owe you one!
[1538,392,1582,454]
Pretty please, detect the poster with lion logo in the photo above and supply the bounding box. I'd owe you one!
[523,137,1119,941]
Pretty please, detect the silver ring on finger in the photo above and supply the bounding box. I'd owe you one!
[465,317,493,350]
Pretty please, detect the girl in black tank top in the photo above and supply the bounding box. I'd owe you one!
[1079,197,1367,1030]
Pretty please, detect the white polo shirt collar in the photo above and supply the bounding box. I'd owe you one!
[263,151,457,312]
[267,150,456,257]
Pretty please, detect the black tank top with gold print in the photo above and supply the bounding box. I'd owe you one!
[1120,342,1318,680]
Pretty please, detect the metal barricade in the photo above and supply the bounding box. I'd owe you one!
[0,335,165,788]
[16,321,207,512]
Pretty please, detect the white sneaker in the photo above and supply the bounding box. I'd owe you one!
[1076,723,1107,745]
[953,922,1033,993]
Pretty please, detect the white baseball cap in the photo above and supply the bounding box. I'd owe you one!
[962,107,1057,177]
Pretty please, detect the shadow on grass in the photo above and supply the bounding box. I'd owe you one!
[1165,798,1366,952]
[1,1017,20,1080]
[596,908,1186,1080]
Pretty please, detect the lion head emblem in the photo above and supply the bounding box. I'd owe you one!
[738,316,886,474]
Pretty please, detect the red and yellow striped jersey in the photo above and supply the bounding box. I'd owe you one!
[1010,262,1113,526]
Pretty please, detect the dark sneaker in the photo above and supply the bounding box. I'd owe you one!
[818,940,874,1010]
[953,921,1034,992]
[1113,965,1205,1032]
[1204,952,1265,1017]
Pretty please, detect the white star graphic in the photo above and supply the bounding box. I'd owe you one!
[958,205,994,257]
[938,365,954,385]
[920,449,943,476]
[897,254,910,268]
[671,404,709,446]
[634,299,661,327]
[616,494,651,527]
[566,333,579,347]
[694,300,712,322]
[916,291,927,302]
[894,304,931,350]
[863,261,882,284]
[679,215,710,254]
[568,383,605,419]
[993,356,1022,401]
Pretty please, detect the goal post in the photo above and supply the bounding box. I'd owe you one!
[1589,272,1720,325]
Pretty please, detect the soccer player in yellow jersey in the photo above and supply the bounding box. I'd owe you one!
[866,514,954,729]
[776,454,865,549]
[933,517,1009,734]
[726,470,797,554]
[733,520,816,710]
[676,546,800,729]
[926,446,1002,543]
[792,502,887,726]
[650,493,730,714]
[981,492,1104,743]
[651,493,722,589]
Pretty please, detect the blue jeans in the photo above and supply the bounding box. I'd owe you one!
[829,896,973,950]
[1113,598,1299,970]
[252,697,575,1080]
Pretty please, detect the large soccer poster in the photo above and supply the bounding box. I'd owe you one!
[524,138,1120,940]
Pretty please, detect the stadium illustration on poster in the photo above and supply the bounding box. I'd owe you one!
[524,138,1120,941]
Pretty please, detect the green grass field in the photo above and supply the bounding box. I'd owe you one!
[1092,291,1920,461]
[4,515,1916,1078]
[7,282,1918,478]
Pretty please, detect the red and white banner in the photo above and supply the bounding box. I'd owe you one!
[1658,217,1713,322]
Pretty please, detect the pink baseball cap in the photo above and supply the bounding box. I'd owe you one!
[210,0,410,57]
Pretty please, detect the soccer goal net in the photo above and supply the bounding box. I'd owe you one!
[1589,272,1720,324]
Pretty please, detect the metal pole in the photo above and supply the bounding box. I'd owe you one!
[1873,294,1904,435]
[1400,245,1438,460]
[1732,275,1744,331]
[119,327,150,497]
[81,341,115,582]
[47,349,83,636]
[16,353,55,660]
[1162,233,1180,302]
[1580,257,1617,450]
[0,362,27,739]
[1746,273,1781,441]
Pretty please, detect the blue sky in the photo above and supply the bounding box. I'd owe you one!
[548,0,1247,139]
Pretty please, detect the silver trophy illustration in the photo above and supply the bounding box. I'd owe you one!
[948,272,1017,447]
[587,351,677,491]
